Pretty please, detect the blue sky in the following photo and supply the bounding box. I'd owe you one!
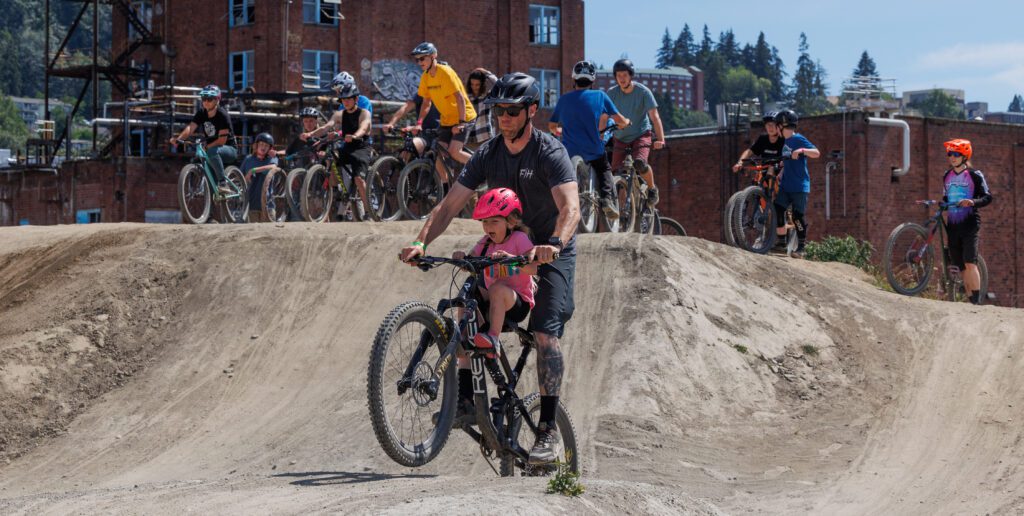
[585,0,1024,109]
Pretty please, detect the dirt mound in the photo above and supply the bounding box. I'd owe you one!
[1,222,1022,514]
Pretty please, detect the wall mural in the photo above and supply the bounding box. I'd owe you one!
[370,60,423,101]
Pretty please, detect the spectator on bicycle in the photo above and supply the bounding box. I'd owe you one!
[169,84,237,194]
[284,107,324,168]
[445,188,539,421]
[941,138,993,304]
[399,72,579,467]
[465,68,498,148]
[549,60,631,219]
[330,72,373,114]
[773,109,820,253]
[302,83,374,219]
[732,111,784,172]
[606,59,666,207]
[384,42,477,192]
[240,132,279,221]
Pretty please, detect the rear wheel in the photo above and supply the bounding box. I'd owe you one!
[220,166,249,223]
[636,204,658,235]
[177,163,211,224]
[301,164,334,222]
[500,392,579,477]
[368,155,403,221]
[612,175,635,233]
[723,190,743,247]
[367,302,456,467]
[397,159,443,221]
[574,156,598,233]
[285,167,306,220]
[732,186,776,254]
[946,254,988,304]
[261,167,290,223]
[658,216,686,236]
[884,222,934,296]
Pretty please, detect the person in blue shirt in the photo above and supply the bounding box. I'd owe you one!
[773,109,820,253]
[240,132,279,221]
[549,60,630,219]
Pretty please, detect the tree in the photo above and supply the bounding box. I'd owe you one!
[0,92,30,151]
[718,29,741,68]
[696,25,714,69]
[720,66,772,103]
[673,24,694,66]
[853,50,878,77]
[655,28,674,69]
[911,89,963,119]
[791,33,832,115]
[1009,94,1024,113]
[676,109,715,129]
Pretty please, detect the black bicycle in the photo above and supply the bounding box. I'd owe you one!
[396,128,479,220]
[367,254,579,476]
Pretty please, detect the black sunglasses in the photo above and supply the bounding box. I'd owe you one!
[947,151,963,157]
[493,105,526,117]
[415,56,430,63]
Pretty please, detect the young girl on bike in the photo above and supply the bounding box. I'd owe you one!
[447,188,538,417]
[941,139,993,304]
[240,132,279,221]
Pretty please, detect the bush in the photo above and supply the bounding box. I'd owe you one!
[803,236,874,271]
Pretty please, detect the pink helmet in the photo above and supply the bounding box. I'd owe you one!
[472,187,522,220]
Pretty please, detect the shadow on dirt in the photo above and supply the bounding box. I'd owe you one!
[272,470,437,487]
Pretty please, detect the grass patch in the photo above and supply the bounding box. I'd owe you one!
[547,460,585,497]
[803,236,875,271]
[733,344,748,354]
[801,344,819,357]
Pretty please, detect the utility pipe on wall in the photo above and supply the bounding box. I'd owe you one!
[867,116,910,177]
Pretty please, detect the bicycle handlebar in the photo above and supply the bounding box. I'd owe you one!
[916,200,957,209]
[408,254,538,273]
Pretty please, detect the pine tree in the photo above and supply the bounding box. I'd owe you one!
[791,33,831,115]
[673,24,694,66]
[768,46,788,101]
[656,28,674,69]
[696,24,714,69]
[853,50,878,77]
[718,29,740,68]
[1008,94,1024,113]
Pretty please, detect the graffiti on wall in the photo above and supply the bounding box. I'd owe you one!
[370,60,423,101]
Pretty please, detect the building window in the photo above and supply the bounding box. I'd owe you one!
[686,89,692,106]
[303,50,338,90]
[303,0,339,25]
[528,5,559,46]
[229,51,254,91]
[230,0,254,27]
[127,1,152,39]
[529,68,560,108]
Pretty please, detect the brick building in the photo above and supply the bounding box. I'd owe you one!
[595,66,705,112]
[115,0,584,106]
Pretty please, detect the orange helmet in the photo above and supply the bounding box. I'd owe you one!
[943,139,972,160]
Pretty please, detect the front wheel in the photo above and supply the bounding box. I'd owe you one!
[884,222,934,296]
[397,159,443,221]
[177,163,211,224]
[658,216,687,236]
[611,175,634,233]
[367,302,456,468]
[220,166,249,223]
[301,164,334,223]
[285,168,307,220]
[500,392,579,477]
[261,167,290,223]
[946,254,988,304]
[732,186,776,254]
[368,155,403,221]
[574,156,598,234]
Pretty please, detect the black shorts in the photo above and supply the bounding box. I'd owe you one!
[947,225,980,269]
[528,254,576,338]
[338,146,372,178]
[438,124,469,146]
[474,286,531,334]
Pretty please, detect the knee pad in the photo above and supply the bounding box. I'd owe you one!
[792,212,806,232]
[634,158,649,174]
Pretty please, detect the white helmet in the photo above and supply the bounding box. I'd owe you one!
[572,60,597,82]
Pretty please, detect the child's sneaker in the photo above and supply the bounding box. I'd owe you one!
[473,332,501,358]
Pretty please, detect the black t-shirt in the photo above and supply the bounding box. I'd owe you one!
[191,107,235,147]
[341,107,369,149]
[749,134,785,159]
[458,129,577,255]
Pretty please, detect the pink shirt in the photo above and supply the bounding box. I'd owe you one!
[470,231,536,308]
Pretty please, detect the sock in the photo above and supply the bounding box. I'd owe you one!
[539,395,558,429]
[458,368,473,402]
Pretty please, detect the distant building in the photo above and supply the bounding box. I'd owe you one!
[983,112,1024,125]
[595,66,704,112]
[8,96,70,130]
[966,102,988,119]
[902,88,966,112]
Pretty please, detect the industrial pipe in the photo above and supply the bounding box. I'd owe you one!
[867,116,910,177]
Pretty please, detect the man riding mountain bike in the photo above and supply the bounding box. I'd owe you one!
[606,59,666,207]
[399,72,580,466]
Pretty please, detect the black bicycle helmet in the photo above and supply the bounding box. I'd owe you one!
[483,73,541,106]
[773,109,799,128]
[762,110,779,123]
[612,58,635,76]
[299,107,321,119]
[410,42,437,56]
[572,60,597,82]
[337,83,360,99]
[254,132,274,147]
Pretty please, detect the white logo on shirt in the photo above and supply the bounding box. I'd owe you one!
[204,121,216,138]
[520,168,534,180]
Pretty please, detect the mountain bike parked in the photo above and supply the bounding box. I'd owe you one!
[396,128,479,221]
[884,200,989,303]
[658,216,687,236]
[729,157,798,255]
[176,138,248,224]
[368,254,578,476]
[300,133,382,223]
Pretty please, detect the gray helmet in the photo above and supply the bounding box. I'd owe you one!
[410,42,437,57]
[572,60,597,82]
[483,73,541,106]
[330,72,355,91]
[337,83,360,99]
[254,132,274,147]
[612,59,635,76]
[299,107,321,119]
[773,109,799,128]
[762,110,779,123]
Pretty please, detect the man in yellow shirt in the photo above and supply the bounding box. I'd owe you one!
[385,42,477,190]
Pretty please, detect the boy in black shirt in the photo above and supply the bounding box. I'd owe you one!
[170,84,237,194]
[733,111,785,171]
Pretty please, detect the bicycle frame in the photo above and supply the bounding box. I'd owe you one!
[400,256,542,462]
[913,201,952,273]
[181,139,244,201]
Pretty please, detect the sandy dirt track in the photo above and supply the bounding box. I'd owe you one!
[0,222,1022,515]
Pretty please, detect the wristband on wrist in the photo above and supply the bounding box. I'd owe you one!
[411,240,427,252]
[416,119,423,126]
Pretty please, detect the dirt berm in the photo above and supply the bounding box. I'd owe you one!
[0,222,1022,514]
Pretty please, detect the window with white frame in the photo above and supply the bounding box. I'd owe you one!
[529,69,560,108]
[303,0,339,25]
[230,0,254,27]
[229,51,254,91]
[302,50,338,90]
[528,5,559,45]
